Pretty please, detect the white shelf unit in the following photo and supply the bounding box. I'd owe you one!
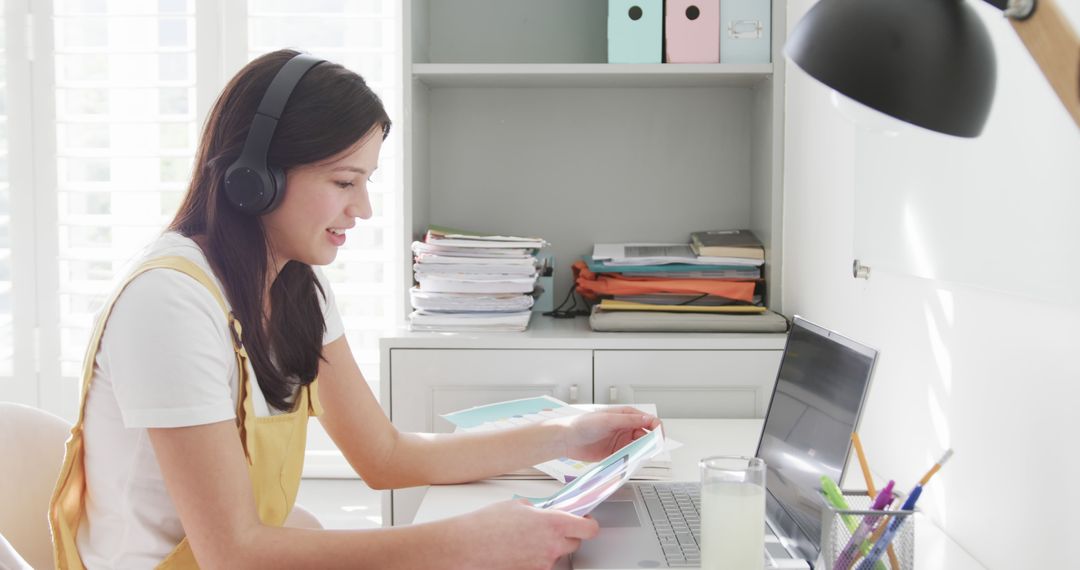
[380,3,789,528]
[401,0,786,317]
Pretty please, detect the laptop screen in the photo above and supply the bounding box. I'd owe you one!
[755,317,877,557]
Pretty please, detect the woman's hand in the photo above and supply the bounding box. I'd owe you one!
[453,499,600,570]
[555,407,662,462]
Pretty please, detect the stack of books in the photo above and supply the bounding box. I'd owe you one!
[409,226,547,332]
[578,230,786,332]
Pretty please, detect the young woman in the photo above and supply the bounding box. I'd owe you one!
[48,50,660,570]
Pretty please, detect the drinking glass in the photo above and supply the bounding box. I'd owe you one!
[699,456,767,570]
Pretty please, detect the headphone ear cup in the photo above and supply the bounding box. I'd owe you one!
[224,162,272,215]
[262,165,287,214]
[223,54,324,216]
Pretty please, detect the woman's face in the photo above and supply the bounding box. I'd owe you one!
[262,129,384,268]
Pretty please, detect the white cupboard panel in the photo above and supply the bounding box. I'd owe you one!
[595,350,782,418]
[390,349,593,433]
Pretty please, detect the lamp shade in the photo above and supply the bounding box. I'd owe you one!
[785,0,997,137]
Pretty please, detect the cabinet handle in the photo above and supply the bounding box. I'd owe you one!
[569,384,579,403]
[609,386,618,403]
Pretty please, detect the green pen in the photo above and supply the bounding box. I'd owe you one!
[821,475,858,533]
[822,476,887,570]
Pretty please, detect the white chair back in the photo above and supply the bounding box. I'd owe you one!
[0,403,71,570]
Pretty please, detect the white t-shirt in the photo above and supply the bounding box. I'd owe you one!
[76,232,345,569]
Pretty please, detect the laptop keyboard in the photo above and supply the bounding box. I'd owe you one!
[640,483,701,567]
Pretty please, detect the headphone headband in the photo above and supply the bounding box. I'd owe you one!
[236,53,324,165]
[225,53,326,215]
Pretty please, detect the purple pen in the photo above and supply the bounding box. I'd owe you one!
[834,480,895,570]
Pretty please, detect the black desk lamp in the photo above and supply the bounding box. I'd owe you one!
[785,0,1080,137]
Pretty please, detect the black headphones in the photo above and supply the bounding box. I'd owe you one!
[224,53,326,215]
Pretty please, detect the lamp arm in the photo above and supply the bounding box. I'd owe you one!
[983,0,1080,128]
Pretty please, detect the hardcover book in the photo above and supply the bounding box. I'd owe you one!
[689,229,764,259]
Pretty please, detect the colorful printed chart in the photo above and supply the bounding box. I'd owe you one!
[442,396,589,482]
[442,396,677,483]
[442,395,586,431]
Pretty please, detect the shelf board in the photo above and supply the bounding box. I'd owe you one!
[380,315,788,350]
[412,63,773,88]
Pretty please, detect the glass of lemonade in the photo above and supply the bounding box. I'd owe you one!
[699,456,766,570]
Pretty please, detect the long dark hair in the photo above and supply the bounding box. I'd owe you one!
[169,50,391,411]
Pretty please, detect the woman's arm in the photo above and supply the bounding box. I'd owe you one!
[317,336,660,488]
[148,419,598,569]
[316,335,566,487]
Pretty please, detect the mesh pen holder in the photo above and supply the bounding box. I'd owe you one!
[820,490,915,570]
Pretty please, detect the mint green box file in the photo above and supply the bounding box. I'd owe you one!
[720,0,772,64]
[608,0,663,63]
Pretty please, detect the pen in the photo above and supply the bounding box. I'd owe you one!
[851,432,898,570]
[820,476,858,533]
[851,433,877,495]
[834,480,894,570]
[855,486,921,570]
[855,449,954,570]
[918,449,954,486]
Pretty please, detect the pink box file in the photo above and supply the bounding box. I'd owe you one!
[665,0,721,63]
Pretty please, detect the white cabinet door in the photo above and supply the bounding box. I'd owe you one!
[389,349,593,432]
[594,350,782,419]
[388,349,593,525]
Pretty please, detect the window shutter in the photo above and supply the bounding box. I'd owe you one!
[50,0,199,412]
[3,0,39,404]
[8,1,402,428]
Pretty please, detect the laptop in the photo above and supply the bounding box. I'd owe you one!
[572,316,878,569]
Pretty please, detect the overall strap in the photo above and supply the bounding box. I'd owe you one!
[307,380,324,416]
[73,256,233,427]
[52,255,250,570]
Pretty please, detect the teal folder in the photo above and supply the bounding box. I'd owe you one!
[584,256,761,276]
[608,0,663,63]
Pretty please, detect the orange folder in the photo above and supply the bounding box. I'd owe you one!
[572,260,756,303]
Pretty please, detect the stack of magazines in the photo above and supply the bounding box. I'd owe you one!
[409,226,547,332]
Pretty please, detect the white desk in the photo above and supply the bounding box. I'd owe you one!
[413,419,984,570]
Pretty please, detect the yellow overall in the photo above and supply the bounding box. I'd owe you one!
[48,256,322,569]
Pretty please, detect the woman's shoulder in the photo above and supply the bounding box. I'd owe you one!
[96,234,238,429]
[136,231,215,273]
[121,232,224,296]
[109,232,230,327]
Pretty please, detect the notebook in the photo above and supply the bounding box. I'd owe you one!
[572,316,878,569]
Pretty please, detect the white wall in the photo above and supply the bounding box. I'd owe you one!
[782,2,1080,569]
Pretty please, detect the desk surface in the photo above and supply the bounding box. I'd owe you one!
[414,419,984,570]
